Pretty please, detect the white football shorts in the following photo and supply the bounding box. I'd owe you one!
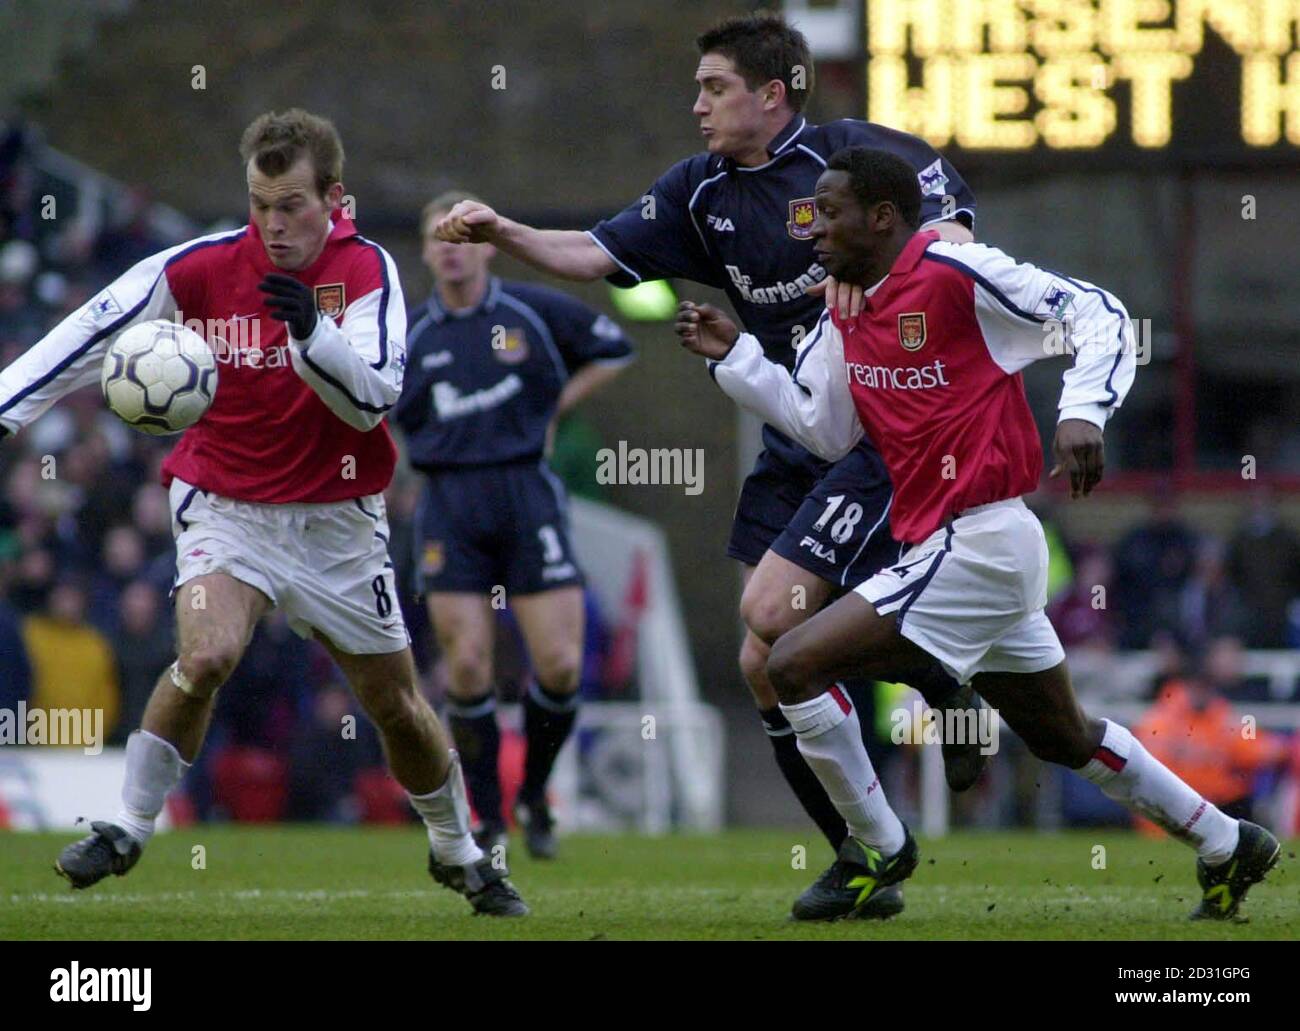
[854,497,1065,684]
[169,477,409,655]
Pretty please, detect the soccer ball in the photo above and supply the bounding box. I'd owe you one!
[101,320,217,435]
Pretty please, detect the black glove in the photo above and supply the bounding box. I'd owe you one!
[258,273,318,340]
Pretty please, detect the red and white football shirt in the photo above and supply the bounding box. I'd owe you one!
[0,209,406,503]
[711,231,1136,543]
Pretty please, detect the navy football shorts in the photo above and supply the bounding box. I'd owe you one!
[727,440,901,590]
[415,461,584,596]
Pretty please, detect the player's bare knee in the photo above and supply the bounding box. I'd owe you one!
[740,589,802,646]
[738,636,781,708]
[176,642,241,697]
[534,647,581,693]
[447,654,490,695]
[738,633,768,683]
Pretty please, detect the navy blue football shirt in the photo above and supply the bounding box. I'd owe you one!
[587,114,975,469]
[395,277,634,469]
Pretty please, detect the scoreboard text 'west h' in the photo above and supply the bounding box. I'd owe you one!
[863,0,1300,165]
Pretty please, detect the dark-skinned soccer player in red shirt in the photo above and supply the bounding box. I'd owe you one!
[677,146,1280,923]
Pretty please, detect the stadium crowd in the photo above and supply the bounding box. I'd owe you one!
[2,117,1299,829]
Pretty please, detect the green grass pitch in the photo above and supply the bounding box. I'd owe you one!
[2,827,1296,940]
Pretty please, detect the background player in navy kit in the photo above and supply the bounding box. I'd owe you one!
[395,191,633,859]
[433,13,984,894]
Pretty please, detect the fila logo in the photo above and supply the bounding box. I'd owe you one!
[799,537,836,563]
[706,214,735,232]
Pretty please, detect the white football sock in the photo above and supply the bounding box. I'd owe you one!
[781,686,906,857]
[408,752,483,867]
[114,729,189,846]
[1077,718,1240,864]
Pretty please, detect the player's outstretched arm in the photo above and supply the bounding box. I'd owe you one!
[433,200,616,282]
[677,301,862,462]
[0,244,188,438]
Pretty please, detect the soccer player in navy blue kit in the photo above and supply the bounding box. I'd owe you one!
[434,13,983,915]
[396,191,633,860]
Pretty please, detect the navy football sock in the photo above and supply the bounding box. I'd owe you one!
[520,681,579,803]
[761,705,847,852]
[447,692,503,828]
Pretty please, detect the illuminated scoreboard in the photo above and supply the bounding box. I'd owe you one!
[862,0,1300,164]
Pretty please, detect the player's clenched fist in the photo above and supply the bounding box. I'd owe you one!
[675,301,739,361]
[258,273,318,340]
[433,200,500,244]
